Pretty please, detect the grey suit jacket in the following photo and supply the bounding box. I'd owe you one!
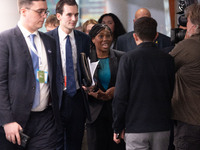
[0,26,59,128]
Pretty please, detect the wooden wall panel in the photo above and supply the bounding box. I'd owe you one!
[169,0,176,28]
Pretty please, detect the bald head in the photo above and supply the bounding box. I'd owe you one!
[135,8,151,21]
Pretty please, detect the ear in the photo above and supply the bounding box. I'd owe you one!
[133,33,138,42]
[20,8,27,16]
[92,38,95,44]
[153,32,159,41]
[56,13,61,21]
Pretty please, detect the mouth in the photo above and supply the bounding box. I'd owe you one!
[102,43,110,48]
[70,22,77,26]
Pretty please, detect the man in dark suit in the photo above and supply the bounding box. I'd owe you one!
[116,8,172,52]
[113,17,175,150]
[46,0,90,150]
[0,0,60,150]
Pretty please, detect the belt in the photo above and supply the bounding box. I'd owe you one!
[31,105,52,113]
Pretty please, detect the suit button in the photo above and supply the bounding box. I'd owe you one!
[32,86,35,90]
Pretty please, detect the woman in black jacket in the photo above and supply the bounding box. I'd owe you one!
[84,24,125,150]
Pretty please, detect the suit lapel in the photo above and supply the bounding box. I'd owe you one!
[14,26,35,78]
[39,32,53,82]
[52,28,63,76]
[108,50,118,88]
[74,30,82,83]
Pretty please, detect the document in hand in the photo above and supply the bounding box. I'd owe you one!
[80,53,99,87]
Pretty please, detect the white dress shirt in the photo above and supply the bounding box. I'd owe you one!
[18,21,50,112]
[58,27,79,90]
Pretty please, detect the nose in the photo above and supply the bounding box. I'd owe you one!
[72,15,76,21]
[43,13,48,19]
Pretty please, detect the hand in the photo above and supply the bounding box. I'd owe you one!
[82,85,97,93]
[113,129,125,144]
[3,122,23,145]
[98,87,115,101]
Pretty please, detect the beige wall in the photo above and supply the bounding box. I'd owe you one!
[0,1,19,32]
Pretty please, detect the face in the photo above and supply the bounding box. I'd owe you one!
[85,23,95,35]
[92,29,113,53]
[21,1,48,33]
[186,16,197,37]
[57,4,78,34]
[101,16,115,33]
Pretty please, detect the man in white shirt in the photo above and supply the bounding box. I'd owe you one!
[47,0,90,150]
[0,0,60,149]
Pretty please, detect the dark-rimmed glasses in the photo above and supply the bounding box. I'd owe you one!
[26,8,50,16]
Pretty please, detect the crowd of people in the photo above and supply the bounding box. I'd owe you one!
[0,0,200,150]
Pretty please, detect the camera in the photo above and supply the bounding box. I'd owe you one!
[171,0,197,43]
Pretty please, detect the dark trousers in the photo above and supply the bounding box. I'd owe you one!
[57,90,86,150]
[86,103,125,150]
[174,120,200,150]
[0,106,57,150]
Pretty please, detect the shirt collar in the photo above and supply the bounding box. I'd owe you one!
[58,26,75,41]
[18,21,39,38]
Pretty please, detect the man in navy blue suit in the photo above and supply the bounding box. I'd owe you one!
[47,0,90,150]
[116,8,173,52]
[0,0,60,149]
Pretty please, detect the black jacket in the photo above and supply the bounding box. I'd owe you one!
[116,31,173,52]
[113,42,175,133]
[87,49,124,124]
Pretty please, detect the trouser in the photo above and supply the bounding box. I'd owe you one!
[56,90,86,150]
[0,106,57,150]
[86,103,125,150]
[174,120,200,150]
[125,130,170,150]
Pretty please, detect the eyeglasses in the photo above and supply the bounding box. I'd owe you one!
[26,8,50,16]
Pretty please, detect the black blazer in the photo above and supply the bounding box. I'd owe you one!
[46,27,91,120]
[87,49,124,123]
[0,26,59,128]
[116,31,173,52]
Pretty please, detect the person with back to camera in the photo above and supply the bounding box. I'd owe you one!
[83,24,125,150]
[169,3,200,150]
[116,8,172,52]
[0,0,60,149]
[98,13,126,49]
[112,17,175,150]
[82,19,98,35]
[46,0,91,150]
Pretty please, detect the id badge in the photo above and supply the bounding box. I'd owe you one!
[37,70,48,83]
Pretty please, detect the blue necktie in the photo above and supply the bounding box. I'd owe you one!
[66,35,76,97]
[29,34,40,109]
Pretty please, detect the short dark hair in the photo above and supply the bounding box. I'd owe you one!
[134,17,157,41]
[56,0,78,15]
[17,0,45,10]
[98,13,126,40]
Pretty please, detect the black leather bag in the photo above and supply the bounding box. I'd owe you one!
[80,53,92,86]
